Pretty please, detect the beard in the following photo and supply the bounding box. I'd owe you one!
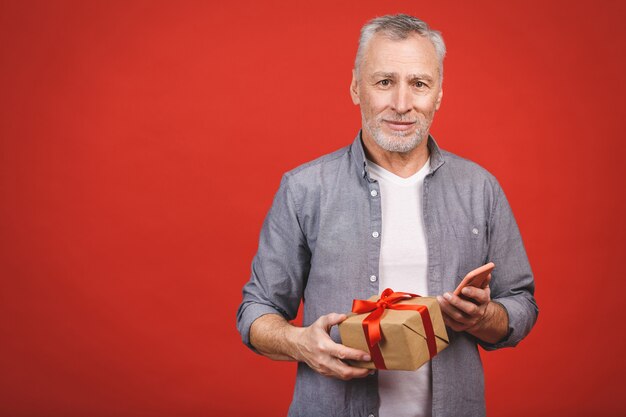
[363,113,433,153]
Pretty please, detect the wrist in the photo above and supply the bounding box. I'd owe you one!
[469,301,495,334]
[467,301,509,344]
[283,324,305,361]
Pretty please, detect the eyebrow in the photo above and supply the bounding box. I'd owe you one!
[370,71,435,83]
[371,71,396,79]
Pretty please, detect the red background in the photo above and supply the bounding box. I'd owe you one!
[1,1,625,416]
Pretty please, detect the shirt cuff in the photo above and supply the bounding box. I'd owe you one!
[477,298,523,351]
[238,302,287,353]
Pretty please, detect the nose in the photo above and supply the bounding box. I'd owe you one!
[391,83,412,114]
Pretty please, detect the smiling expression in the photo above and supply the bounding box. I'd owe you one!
[351,32,443,154]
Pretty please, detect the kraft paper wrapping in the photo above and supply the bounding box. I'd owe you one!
[339,296,449,371]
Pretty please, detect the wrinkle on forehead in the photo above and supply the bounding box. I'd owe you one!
[369,71,436,84]
[360,33,441,81]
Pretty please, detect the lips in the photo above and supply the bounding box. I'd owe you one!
[383,120,416,131]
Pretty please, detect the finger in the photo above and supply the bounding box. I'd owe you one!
[328,358,371,380]
[443,292,480,316]
[442,314,468,332]
[436,295,451,310]
[437,295,462,318]
[460,286,490,305]
[316,313,348,331]
[332,343,371,362]
[441,293,480,324]
[443,304,472,323]
[438,297,467,324]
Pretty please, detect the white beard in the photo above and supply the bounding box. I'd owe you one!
[363,113,432,153]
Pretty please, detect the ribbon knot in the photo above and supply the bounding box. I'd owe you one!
[350,288,438,370]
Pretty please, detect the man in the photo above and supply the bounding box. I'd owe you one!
[236,14,537,417]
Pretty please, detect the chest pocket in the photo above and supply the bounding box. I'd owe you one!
[453,223,488,281]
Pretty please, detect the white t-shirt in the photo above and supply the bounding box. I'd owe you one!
[366,158,432,417]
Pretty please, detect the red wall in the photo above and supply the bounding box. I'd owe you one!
[1,1,625,416]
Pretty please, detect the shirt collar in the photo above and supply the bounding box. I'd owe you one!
[350,130,446,180]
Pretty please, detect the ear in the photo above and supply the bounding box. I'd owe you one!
[435,87,443,111]
[350,69,360,105]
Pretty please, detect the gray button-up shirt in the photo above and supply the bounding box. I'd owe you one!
[237,132,538,417]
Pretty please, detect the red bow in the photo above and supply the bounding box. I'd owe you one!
[351,288,438,369]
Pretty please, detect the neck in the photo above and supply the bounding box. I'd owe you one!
[362,132,431,178]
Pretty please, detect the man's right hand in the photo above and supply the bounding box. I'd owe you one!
[250,312,372,381]
[288,313,372,380]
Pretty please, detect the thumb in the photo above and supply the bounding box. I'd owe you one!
[317,312,348,331]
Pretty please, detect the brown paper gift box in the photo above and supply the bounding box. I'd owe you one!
[338,295,449,371]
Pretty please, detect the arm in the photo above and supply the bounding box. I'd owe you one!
[438,181,538,347]
[250,313,371,380]
[236,175,370,380]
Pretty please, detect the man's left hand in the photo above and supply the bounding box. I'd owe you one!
[436,284,492,333]
[436,274,510,345]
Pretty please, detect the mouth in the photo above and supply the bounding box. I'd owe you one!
[383,120,416,132]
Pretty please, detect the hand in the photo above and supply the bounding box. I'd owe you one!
[437,275,492,333]
[288,313,372,381]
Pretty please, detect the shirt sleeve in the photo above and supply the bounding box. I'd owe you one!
[478,182,539,350]
[236,174,311,352]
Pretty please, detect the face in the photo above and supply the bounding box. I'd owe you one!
[350,33,443,154]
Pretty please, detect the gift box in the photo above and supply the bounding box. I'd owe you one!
[338,289,449,371]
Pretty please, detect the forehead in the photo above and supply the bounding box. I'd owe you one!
[361,32,440,78]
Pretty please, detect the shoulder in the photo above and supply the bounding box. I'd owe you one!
[280,144,353,191]
[440,149,495,180]
[439,148,501,191]
[274,143,359,215]
[284,145,351,179]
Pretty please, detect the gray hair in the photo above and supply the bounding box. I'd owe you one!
[354,14,446,81]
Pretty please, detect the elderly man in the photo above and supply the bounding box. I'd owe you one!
[236,14,537,417]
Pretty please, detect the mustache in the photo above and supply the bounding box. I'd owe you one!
[379,114,418,123]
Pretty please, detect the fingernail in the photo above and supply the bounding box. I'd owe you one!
[443,292,452,300]
[363,355,371,361]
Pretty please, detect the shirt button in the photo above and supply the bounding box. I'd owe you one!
[370,189,378,197]
[372,231,379,238]
[369,414,376,417]
[472,228,479,235]
[369,275,377,282]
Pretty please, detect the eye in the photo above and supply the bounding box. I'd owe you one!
[415,81,426,88]
[378,79,391,87]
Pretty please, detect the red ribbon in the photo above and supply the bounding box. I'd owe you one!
[351,288,438,370]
